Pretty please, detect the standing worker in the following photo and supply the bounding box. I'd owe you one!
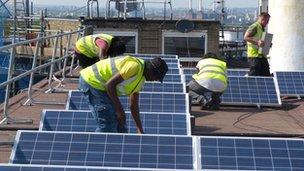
[75,33,126,69]
[78,55,168,133]
[187,53,227,110]
[244,12,271,76]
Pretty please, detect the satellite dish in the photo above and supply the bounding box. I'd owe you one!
[175,19,194,33]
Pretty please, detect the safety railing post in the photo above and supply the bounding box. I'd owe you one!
[62,31,72,80]
[2,42,32,124]
[45,31,59,93]
[69,27,84,76]
[22,34,41,106]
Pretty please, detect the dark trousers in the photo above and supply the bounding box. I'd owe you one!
[248,57,271,76]
[74,51,99,69]
[187,79,222,107]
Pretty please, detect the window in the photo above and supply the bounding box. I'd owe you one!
[94,30,138,53]
[162,31,207,61]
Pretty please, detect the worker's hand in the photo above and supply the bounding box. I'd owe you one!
[257,40,265,47]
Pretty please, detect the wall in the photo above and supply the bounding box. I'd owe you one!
[82,18,220,56]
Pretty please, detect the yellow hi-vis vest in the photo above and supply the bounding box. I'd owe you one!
[76,34,113,58]
[247,22,264,58]
[192,58,227,88]
[80,55,145,96]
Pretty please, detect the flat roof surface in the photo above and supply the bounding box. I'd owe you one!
[0,76,304,163]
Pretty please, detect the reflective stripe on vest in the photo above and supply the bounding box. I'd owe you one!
[193,58,227,86]
[84,56,145,95]
[247,22,264,58]
[76,34,113,58]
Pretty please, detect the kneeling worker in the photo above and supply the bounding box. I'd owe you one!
[79,55,168,133]
[188,53,227,110]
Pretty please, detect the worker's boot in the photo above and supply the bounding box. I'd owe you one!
[207,99,221,110]
[200,98,209,110]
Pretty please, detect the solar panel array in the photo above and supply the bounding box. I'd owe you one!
[221,76,281,107]
[9,54,299,170]
[4,54,195,170]
[67,91,189,113]
[40,110,191,135]
[274,71,304,97]
[11,131,195,170]
[10,132,304,171]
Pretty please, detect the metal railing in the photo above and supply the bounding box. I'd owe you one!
[0,27,86,125]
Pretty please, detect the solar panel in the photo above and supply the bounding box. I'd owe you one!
[274,71,304,97]
[138,57,179,64]
[0,164,164,171]
[221,76,281,107]
[130,53,178,59]
[39,110,191,135]
[200,136,304,170]
[67,91,189,114]
[11,131,195,170]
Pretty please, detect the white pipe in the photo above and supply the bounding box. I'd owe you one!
[268,0,304,71]
[189,0,192,10]
[198,0,202,11]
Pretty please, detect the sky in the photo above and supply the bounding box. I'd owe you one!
[30,0,258,9]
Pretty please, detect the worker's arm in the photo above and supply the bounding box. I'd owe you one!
[96,38,109,60]
[129,92,144,134]
[106,73,126,128]
[244,27,265,47]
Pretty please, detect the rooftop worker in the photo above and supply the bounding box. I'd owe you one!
[74,33,126,69]
[187,52,227,110]
[244,12,271,76]
[78,55,168,133]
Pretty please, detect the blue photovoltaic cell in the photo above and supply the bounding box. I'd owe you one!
[165,68,181,75]
[130,54,178,59]
[227,69,249,76]
[67,91,188,113]
[138,57,179,64]
[274,71,304,97]
[40,110,189,135]
[162,63,179,69]
[185,74,193,83]
[161,74,183,83]
[221,76,281,106]
[11,131,194,170]
[142,82,185,93]
[200,136,304,170]
[0,164,160,171]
